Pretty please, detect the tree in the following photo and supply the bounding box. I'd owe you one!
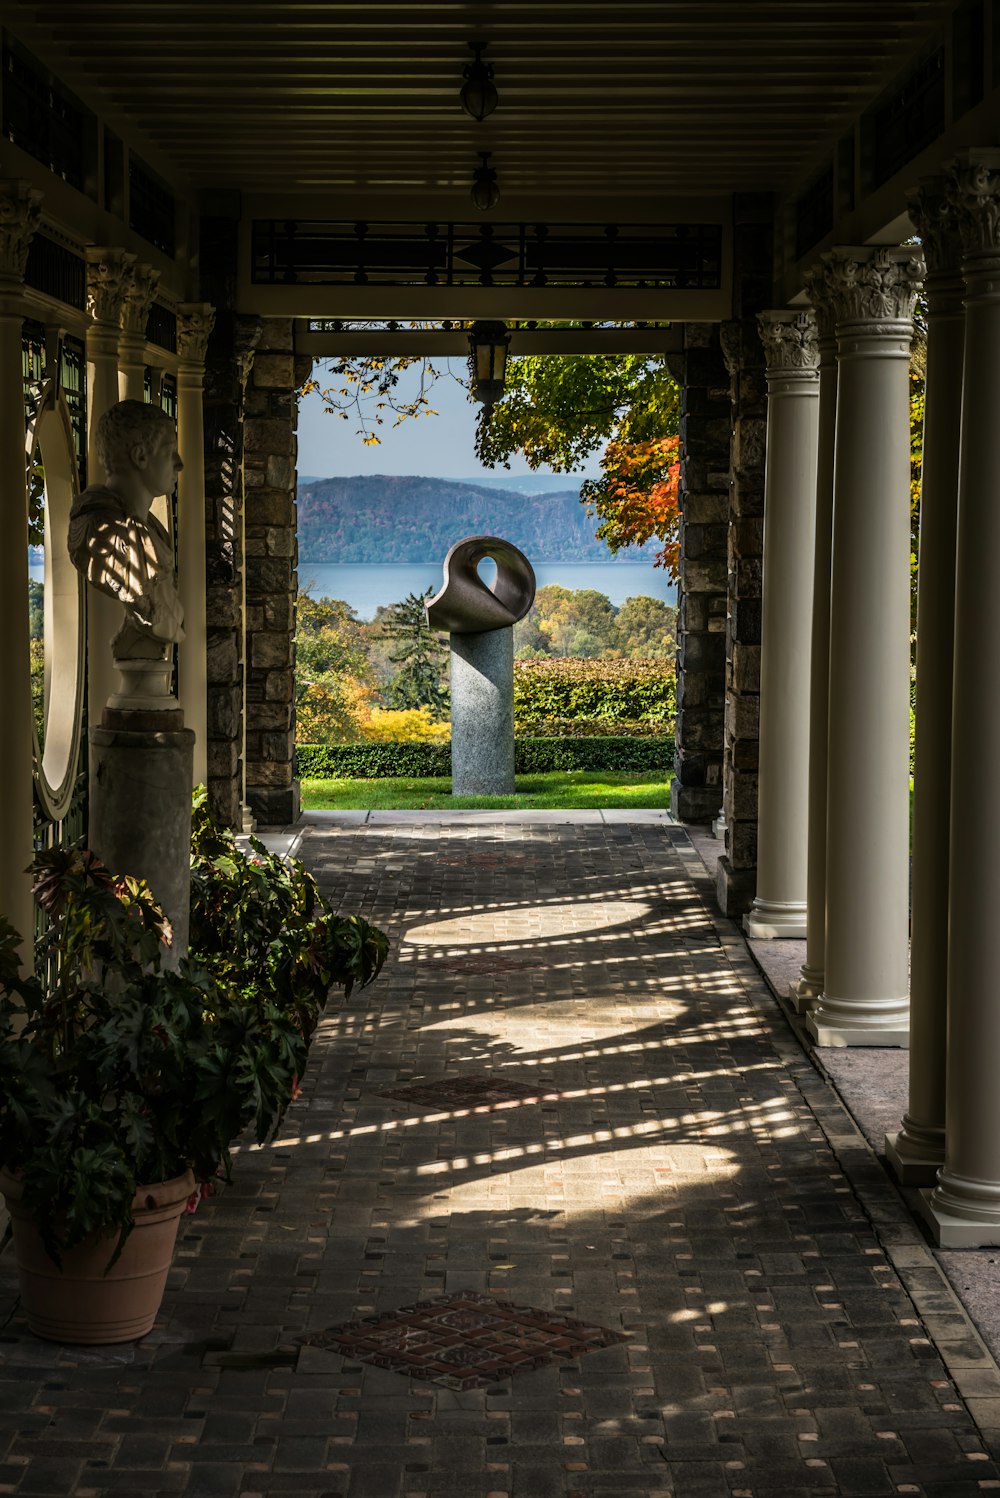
[478,350,683,576]
[611,595,677,659]
[301,337,684,575]
[515,585,616,659]
[379,590,449,716]
[294,594,377,743]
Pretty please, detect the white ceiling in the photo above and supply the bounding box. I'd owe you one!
[4,1,963,204]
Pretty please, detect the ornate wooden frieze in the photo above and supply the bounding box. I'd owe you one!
[252,218,723,290]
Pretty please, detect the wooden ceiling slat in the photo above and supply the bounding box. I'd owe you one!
[2,0,961,198]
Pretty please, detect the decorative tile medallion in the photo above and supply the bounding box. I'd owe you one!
[379,1074,546,1108]
[298,1293,628,1389]
[411,955,540,974]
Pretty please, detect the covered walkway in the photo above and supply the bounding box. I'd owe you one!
[0,817,997,1497]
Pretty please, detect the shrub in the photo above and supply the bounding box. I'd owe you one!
[297,735,674,780]
[512,657,676,726]
[360,706,450,743]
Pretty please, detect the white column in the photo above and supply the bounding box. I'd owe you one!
[886,184,965,1185]
[920,153,1000,1245]
[0,181,42,961]
[807,247,923,1049]
[788,276,838,1011]
[85,248,135,720]
[176,303,215,787]
[117,263,160,403]
[744,311,819,939]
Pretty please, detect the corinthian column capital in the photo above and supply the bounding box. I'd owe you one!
[120,263,161,337]
[757,309,820,377]
[0,180,43,287]
[86,247,137,326]
[801,263,839,348]
[233,314,263,394]
[947,152,1000,259]
[908,179,964,277]
[821,246,925,330]
[177,303,216,367]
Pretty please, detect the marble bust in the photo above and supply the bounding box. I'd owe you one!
[68,400,184,711]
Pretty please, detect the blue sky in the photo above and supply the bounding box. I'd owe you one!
[296,358,602,481]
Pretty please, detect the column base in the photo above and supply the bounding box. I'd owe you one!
[884,1125,945,1187]
[806,994,909,1048]
[670,780,723,824]
[917,1172,1000,1248]
[788,963,823,1013]
[715,856,757,918]
[743,898,807,940]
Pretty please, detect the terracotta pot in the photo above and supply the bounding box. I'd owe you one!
[0,1167,195,1344]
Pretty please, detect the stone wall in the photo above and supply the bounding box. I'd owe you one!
[668,324,730,822]
[199,212,257,829]
[716,195,773,916]
[243,318,308,826]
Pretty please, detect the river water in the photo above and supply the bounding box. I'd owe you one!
[28,558,676,620]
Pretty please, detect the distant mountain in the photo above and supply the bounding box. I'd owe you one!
[296,474,657,565]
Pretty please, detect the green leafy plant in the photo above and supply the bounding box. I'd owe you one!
[296,734,674,780]
[0,851,303,1265]
[189,788,389,1036]
[0,812,389,1269]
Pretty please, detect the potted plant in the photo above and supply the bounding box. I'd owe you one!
[0,819,387,1345]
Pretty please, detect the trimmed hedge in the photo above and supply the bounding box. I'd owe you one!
[297,735,675,780]
[513,657,676,726]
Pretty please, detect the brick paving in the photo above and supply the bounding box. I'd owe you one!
[0,818,998,1497]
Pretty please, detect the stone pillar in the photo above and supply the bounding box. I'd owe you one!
[450,629,516,795]
[789,271,839,1011]
[175,303,215,787]
[919,153,1000,1245]
[886,185,965,1185]
[243,318,303,827]
[85,248,135,722]
[117,264,160,403]
[716,197,773,916]
[744,311,819,939]
[806,247,923,1049]
[202,312,260,830]
[668,324,730,823]
[0,181,42,959]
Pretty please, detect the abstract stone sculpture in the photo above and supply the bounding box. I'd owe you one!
[68,399,185,719]
[427,536,536,796]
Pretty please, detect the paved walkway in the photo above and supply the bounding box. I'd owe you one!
[1,819,998,1497]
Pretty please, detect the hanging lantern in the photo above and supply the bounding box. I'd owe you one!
[468,320,510,411]
[460,41,499,121]
[471,151,500,211]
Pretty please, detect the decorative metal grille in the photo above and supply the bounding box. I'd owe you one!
[870,47,945,188]
[2,39,87,190]
[252,219,722,290]
[24,233,86,310]
[146,302,178,353]
[60,335,87,487]
[794,165,834,260]
[129,154,176,257]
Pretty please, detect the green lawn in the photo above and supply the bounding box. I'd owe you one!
[301,770,673,811]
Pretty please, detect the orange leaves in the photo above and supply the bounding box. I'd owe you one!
[580,433,681,577]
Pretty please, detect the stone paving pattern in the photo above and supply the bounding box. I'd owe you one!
[0,820,998,1497]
